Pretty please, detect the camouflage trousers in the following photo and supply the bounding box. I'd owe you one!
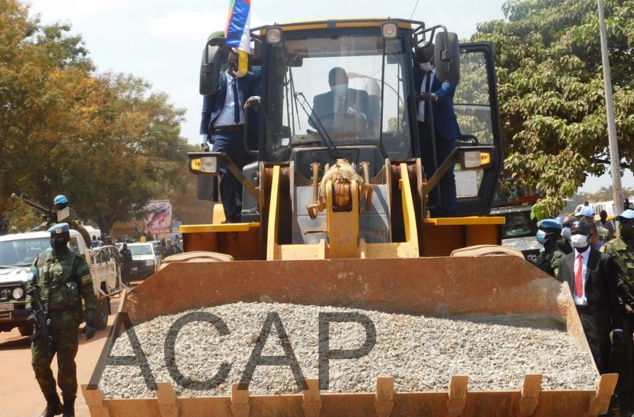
[31,309,81,397]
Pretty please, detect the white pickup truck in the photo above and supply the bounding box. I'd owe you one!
[0,229,121,335]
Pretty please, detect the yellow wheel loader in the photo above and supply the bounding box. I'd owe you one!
[83,19,617,416]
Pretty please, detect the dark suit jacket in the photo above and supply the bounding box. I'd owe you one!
[559,248,622,332]
[199,71,260,136]
[309,88,371,131]
[413,67,461,141]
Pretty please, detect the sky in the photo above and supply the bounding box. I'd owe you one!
[25,0,628,194]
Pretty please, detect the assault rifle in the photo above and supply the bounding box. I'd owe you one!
[11,193,58,225]
[26,286,55,357]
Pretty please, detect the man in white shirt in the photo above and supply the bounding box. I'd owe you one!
[558,220,623,377]
[199,51,260,223]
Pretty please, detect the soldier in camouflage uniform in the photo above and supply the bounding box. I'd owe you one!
[27,223,97,417]
[602,209,634,417]
[534,219,565,279]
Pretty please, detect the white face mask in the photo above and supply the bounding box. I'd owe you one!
[419,62,433,72]
[570,234,589,249]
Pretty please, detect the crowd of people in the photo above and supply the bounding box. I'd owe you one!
[534,200,634,416]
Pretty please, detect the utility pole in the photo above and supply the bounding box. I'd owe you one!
[597,0,623,214]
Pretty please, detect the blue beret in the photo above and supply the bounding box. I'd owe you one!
[617,209,634,221]
[539,219,563,230]
[578,206,595,217]
[48,222,70,235]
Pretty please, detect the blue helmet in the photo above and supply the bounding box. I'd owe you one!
[48,222,70,235]
[53,195,68,205]
[538,219,563,231]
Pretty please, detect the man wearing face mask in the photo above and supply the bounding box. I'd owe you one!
[534,219,565,278]
[199,50,260,223]
[414,43,461,217]
[27,223,96,417]
[602,209,634,416]
[579,205,611,244]
[558,220,623,379]
[309,67,371,135]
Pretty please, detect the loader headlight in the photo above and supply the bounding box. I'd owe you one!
[461,151,492,170]
[266,26,283,44]
[190,155,219,175]
[13,287,24,299]
[381,22,398,39]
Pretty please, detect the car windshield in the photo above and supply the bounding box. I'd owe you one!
[0,238,49,267]
[129,245,153,256]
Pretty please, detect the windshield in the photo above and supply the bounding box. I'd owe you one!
[130,245,153,256]
[262,28,412,163]
[0,238,49,267]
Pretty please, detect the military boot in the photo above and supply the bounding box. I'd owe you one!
[62,394,76,417]
[39,393,63,417]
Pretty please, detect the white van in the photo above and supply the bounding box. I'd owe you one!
[125,242,161,280]
[0,230,120,335]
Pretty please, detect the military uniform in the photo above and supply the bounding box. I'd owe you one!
[535,218,565,279]
[603,235,634,415]
[535,247,565,278]
[27,223,96,417]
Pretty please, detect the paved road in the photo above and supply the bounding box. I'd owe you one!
[0,297,120,417]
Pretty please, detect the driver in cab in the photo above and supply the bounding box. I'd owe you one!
[309,67,372,135]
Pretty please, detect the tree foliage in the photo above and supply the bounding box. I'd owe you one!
[1,0,190,234]
[472,0,634,219]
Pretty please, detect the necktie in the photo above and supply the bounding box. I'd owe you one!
[574,254,583,297]
[336,96,345,113]
[232,78,240,124]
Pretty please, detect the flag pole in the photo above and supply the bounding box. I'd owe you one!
[597,0,623,215]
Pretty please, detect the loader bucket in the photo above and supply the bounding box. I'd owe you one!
[83,255,616,417]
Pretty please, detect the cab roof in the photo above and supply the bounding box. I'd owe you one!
[254,17,423,34]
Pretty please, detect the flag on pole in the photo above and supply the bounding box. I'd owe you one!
[225,0,251,75]
[225,0,251,53]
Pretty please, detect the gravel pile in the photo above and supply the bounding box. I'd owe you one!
[98,302,596,398]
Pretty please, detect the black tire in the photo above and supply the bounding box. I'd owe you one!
[94,297,109,330]
[18,325,33,336]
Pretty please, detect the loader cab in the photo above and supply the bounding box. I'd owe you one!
[197,19,502,221]
[253,19,502,217]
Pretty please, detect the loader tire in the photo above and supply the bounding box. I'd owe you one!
[450,244,525,258]
[159,251,234,271]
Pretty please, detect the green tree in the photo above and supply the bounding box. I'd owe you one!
[42,72,189,234]
[472,0,634,219]
[0,0,92,217]
[1,0,190,234]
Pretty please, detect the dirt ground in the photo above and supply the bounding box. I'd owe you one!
[0,297,120,417]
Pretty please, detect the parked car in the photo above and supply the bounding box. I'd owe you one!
[126,242,161,280]
[491,205,541,264]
